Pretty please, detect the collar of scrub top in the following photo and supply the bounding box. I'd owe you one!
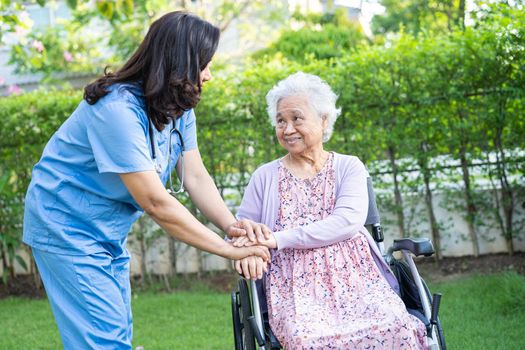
[148,117,185,194]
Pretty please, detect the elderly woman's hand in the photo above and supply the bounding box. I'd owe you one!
[225,219,272,242]
[235,255,268,280]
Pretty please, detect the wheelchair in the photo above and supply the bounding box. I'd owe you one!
[231,178,447,350]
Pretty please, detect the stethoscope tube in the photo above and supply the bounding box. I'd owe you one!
[148,118,176,162]
[149,117,185,194]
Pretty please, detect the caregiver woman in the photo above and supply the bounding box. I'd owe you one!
[22,11,269,349]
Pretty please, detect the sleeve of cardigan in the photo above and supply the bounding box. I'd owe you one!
[235,168,263,223]
[274,156,369,249]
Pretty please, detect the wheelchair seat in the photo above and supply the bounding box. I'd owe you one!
[231,176,446,350]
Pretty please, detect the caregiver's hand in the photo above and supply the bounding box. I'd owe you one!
[235,256,268,280]
[233,232,277,250]
[225,243,271,261]
[226,219,272,242]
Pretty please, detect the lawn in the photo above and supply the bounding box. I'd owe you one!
[430,272,525,350]
[0,290,233,350]
[0,272,523,349]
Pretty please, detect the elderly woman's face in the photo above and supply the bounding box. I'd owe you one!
[275,95,326,155]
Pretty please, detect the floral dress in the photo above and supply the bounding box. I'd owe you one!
[265,153,427,349]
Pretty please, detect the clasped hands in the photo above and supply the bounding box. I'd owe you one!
[226,219,277,280]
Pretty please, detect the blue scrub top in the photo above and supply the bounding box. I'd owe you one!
[23,84,198,257]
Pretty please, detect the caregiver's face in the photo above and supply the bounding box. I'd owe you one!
[275,95,326,155]
[200,62,212,85]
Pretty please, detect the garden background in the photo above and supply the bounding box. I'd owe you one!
[0,1,524,348]
[1,0,523,281]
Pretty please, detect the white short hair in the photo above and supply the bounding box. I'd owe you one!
[265,72,341,142]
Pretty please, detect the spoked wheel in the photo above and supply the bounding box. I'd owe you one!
[238,279,256,350]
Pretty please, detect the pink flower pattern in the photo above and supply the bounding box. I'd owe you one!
[32,40,44,53]
[266,152,427,349]
[7,85,22,95]
[63,51,73,62]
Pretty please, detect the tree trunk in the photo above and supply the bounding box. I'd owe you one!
[32,261,42,291]
[139,236,147,286]
[418,154,442,260]
[487,152,513,256]
[459,145,479,257]
[495,133,514,255]
[0,245,15,280]
[8,252,15,280]
[197,250,203,279]
[27,247,42,290]
[1,245,8,282]
[162,273,171,292]
[387,145,406,237]
[168,236,177,278]
[137,219,150,286]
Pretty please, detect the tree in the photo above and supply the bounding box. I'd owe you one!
[0,0,41,45]
[372,0,467,35]
[253,9,369,63]
[473,3,525,255]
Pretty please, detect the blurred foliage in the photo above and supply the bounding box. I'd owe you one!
[196,4,524,255]
[0,89,82,281]
[253,8,369,63]
[3,0,287,83]
[8,19,105,84]
[372,0,468,35]
[1,2,524,281]
[0,0,39,45]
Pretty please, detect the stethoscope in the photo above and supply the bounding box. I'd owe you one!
[148,118,185,194]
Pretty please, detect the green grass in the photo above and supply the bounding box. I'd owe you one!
[0,272,523,349]
[0,291,232,350]
[132,291,232,349]
[1,297,62,349]
[430,272,525,350]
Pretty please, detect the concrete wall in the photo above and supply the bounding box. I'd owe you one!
[3,187,524,277]
[378,189,525,257]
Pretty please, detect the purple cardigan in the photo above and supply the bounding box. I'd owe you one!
[237,152,399,293]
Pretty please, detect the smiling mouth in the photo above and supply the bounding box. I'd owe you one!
[284,137,301,144]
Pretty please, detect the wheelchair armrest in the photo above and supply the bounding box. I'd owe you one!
[391,238,435,257]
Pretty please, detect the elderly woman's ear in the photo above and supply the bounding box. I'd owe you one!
[322,115,329,140]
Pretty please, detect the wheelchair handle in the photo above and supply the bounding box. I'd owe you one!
[430,293,442,326]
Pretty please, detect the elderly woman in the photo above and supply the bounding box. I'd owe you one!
[233,72,427,349]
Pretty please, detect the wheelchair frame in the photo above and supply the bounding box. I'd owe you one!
[231,178,446,350]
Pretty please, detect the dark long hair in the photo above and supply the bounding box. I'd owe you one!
[84,11,220,131]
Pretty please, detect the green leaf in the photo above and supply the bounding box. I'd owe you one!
[96,1,115,20]
[65,0,77,8]
[122,0,134,17]
[15,254,28,271]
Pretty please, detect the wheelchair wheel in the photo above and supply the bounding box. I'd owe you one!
[231,292,243,350]
[422,280,447,350]
[238,279,256,350]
